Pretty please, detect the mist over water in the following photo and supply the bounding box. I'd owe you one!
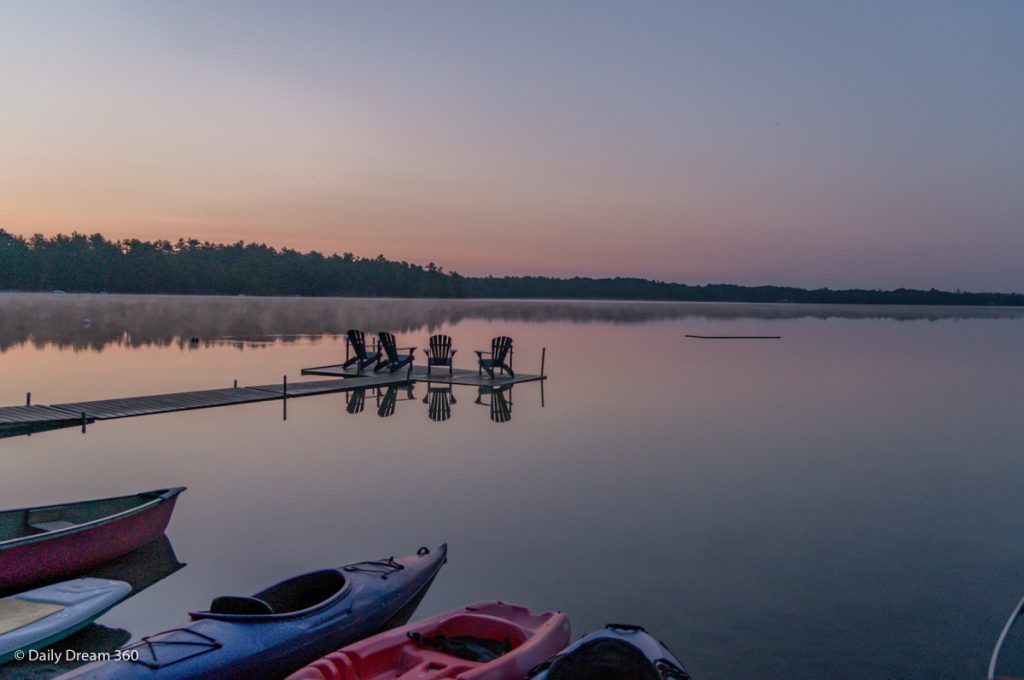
[2,292,1021,351]
[2,294,1023,679]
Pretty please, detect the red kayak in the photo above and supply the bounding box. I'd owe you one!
[286,600,570,680]
[0,487,184,595]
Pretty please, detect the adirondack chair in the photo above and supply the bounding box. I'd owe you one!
[374,332,415,374]
[342,330,380,373]
[422,383,457,422]
[475,336,515,379]
[423,334,457,376]
[475,385,513,423]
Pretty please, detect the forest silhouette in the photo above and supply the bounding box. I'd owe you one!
[2,230,1021,306]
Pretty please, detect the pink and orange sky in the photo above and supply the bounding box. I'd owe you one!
[1,2,1022,290]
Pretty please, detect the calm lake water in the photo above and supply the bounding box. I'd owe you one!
[3,293,1024,679]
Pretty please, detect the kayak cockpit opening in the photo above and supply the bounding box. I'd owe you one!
[545,638,666,680]
[203,569,348,618]
[400,612,528,667]
[408,631,513,663]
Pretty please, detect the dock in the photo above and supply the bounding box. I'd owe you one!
[300,364,544,387]
[0,364,544,435]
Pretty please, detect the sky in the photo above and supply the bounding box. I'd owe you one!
[0,1,1021,291]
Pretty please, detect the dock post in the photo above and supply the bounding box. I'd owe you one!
[283,375,288,398]
[81,412,87,433]
[234,379,238,388]
[26,392,31,406]
[540,347,546,377]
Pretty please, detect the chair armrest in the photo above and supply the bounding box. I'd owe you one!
[451,349,458,355]
[475,350,492,356]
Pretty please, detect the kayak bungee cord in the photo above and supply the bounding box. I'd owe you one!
[342,556,406,579]
[135,628,222,669]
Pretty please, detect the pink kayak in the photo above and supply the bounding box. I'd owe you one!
[286,600,570,680]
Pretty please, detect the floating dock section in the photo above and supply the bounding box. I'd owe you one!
[300,364,544,387]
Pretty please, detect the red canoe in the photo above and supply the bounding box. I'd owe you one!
[0,487,185,595]
[287,600,570,680]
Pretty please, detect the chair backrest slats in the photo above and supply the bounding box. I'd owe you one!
[378,332,399,361]
[492,336,513,364]
[428,334,453,360]
[347,329,367,359]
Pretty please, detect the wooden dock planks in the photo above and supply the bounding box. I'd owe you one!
[247,376,404,396]
[0,405,92,438]
[0,405,87,425]
[51,387,279,420]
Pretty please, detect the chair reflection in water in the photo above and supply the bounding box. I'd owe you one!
[345,387,367,414]
[345,385,415,417]
[376,384,416,418]
[475,384,514,423]
[422,383,457,422]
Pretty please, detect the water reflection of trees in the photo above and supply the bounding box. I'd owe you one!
[2,293,1021,352]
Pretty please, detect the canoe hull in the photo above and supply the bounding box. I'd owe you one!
[0,489,183,595]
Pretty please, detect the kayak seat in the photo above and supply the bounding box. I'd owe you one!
[210,596,274,616]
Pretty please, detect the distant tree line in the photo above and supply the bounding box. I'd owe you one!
[1,230,1022,306]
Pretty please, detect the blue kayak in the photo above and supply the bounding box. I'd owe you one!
[527,623,690,679]
[64,544,447,680]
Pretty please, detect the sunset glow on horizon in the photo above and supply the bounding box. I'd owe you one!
[2,2,1022,290]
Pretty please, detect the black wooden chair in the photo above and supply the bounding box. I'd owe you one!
[422,383,457,422]
[423,334,457,376]
[374,332,415,374]
[475,385,513,423]
[342,330,380,373]
[475,336,514,379]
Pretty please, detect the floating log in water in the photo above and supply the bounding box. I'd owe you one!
[685,334,781,339]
